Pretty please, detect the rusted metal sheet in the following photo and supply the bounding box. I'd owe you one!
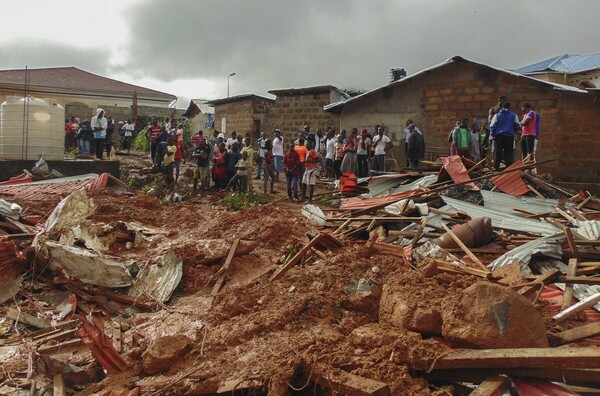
[492,160,530,196]
[440,155,479,191]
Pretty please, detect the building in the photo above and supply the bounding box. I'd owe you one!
[207,94,274,138]
[182,99,215,131]
[0,67,177,122]
[265,85,349,141]
[325,56,600,185]
[515,52,600,89]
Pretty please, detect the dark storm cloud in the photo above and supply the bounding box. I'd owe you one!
[121,0,600,97]
[0,39,111,73]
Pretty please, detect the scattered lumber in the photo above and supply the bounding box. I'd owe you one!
[469,376,510,396]
[552,293,600,324]
[6,308,51,329]
[419,347,600,371]
[312,364,391,396]
[549,322,600,346]
[210,238,240,299]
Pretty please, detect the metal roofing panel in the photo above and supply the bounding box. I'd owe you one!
[441,196,561,236]
[577,220,600,241]
[480,190,558,215]
[516,52,600,74]
[491,160,530,196]
[489,233,564,274]
[441,156,478,191]
[368,173,433,197]
[387,174,437,196]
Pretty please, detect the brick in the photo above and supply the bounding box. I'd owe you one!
[473,94,491,102]
[439,89,452,95]
[465,87,480,94]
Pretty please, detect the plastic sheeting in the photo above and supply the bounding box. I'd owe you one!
[442,196,561,236]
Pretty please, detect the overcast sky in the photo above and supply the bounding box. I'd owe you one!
[2,0,599,108]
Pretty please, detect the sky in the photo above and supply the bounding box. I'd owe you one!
[2,0,599,108]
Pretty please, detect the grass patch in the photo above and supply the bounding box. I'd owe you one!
[222,191,267,211]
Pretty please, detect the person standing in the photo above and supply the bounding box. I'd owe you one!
[79,119,93,155]
[451,118,472,159]
[191,130,205,148]
[371,126,392,173]
[263,140,275,194]
[173,136,184,182]
[407,124,425,169]
[284,143,300,200]
[490,101,520,171]
[255,132,267,179]
[403,119,422,165]
[470,124,482,162]
[147,117,162,165]
[226,131,237,151]
[333,135,345,179]
[64,118,73,151]
[272,129,284,182]
[324,129,336,179]
[212,142,228,190]
[192,139,210,193]
[227,143,241,185]
[164,137,177,185]
[156,127,169,170]
[121,119,135,153]
[519,102,537,161]
[227,150,249,192]
[356,128,371,177]
[240,137,256,192]
[91,108,107,160]
[302,141,320,203]
[294,137,308,182]
[105,116,115,158]
[340,128,358,174]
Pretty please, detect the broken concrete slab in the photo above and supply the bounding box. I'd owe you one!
[441,281,549,349]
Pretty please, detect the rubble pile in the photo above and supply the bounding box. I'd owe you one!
[0,154,599,395]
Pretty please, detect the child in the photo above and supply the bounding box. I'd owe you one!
[284,143,300,200]
[227,150,249,192]
[164,137,177,185]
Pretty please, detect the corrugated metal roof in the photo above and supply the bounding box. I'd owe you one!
[441,156,479,191]
[489,233,564,274]
[480,190,558,215]
[324,56,587,112]
[516,52,600,74]
[441,196,561,236]
[0,173,109,207]
[577,220,600,240]
[386,175,437,196]
[367,173,433,197]
[491,160,530,196]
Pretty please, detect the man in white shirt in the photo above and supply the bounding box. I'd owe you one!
[371,126,392,173]
[255,131,267,179]
[324,129,336,179]
[91,108,107,160]
[272,129,284,181]
[121,119,135,154]
[226,131,237,151]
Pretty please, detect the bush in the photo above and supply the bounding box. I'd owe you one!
[222,191,266,211]
[133,130,150,151]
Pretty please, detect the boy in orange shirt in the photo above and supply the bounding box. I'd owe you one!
[301,141,320,203]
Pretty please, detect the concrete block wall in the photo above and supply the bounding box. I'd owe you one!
[265,92,341,142]
[420,62,600,182]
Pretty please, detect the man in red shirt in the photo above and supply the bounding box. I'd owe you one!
[146,117,162,166]
[174,138,185,182]
[284,143,300,200]
[64,118,73,151]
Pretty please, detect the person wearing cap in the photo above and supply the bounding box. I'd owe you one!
[272,129,284,182]
[356,128,371,177]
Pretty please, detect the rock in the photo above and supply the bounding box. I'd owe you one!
[441,281,549,349]
[142,334,192,375]
[379,284,443,335]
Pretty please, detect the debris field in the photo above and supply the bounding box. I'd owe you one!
[0,153,600,396]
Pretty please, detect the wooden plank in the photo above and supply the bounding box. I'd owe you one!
[550,322,600,346]
[527,184,545,199]
[565,228,581,262]
[441,224,489,272]
[559,258,579,327]
[470,376,510,396]
[425,368,600,386]
[576,196,592,210]
[552,292,600,324]
[271,235,322,281]
[313,365,391,396]
[422,347,600,370]
[38,339,84,355]
[563,276,600,285]
[53,374,65,396]
[556,207,576,223]
[34,328,77,345]
[6,308,51,329]
[112,320,122,353]
[333,219,351,235]
[210,238,240,297]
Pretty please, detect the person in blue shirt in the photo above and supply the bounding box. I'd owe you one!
[489,101,520,171]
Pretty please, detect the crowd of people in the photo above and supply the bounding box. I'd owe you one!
[447,96,541,171]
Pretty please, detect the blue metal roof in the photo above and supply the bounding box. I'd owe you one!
[516,52,600,74]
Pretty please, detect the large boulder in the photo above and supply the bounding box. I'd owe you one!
[142,334,192,375]
[441,281,549,348]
